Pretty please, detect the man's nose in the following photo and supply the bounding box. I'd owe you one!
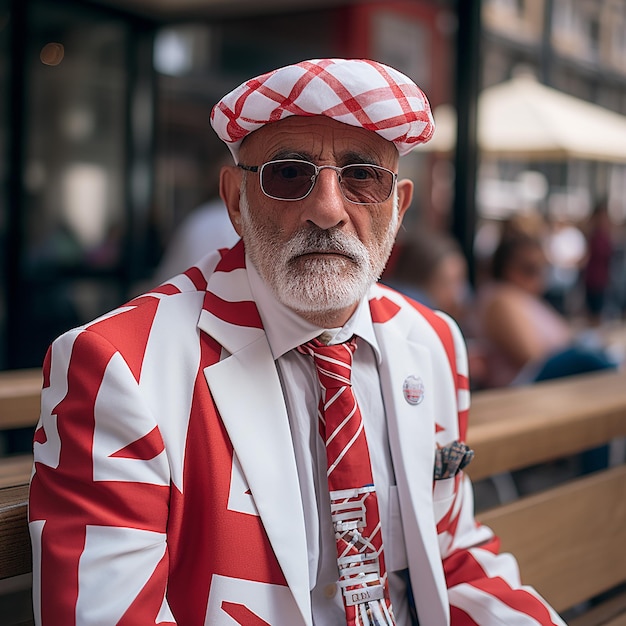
[300,168,349,230]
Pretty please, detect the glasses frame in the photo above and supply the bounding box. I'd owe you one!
[238,158,397,204]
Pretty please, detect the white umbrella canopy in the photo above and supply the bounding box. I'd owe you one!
[423,73,626,163]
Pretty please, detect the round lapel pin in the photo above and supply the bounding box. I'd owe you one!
[403,375,425,405]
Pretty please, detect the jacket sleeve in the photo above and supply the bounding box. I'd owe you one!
[28,328,177,626]
[435,312,567,626]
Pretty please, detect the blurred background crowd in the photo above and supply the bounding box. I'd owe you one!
[1,0,626,393]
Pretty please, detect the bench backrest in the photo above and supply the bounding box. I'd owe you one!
[466,369,626,480]
[0,368,39,585]
[0,369,42,431]
[1,367,626,620]
[467,369,626,616]
[478,464,626,613]
[0,483,30,580]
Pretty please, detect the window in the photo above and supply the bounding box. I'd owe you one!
[3,0,152,368]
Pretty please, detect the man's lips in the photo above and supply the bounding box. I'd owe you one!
[294,249,355,262]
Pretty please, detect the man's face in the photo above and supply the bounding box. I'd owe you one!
[222,116,413,325]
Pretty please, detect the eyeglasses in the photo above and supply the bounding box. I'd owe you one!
[238,159,397,204]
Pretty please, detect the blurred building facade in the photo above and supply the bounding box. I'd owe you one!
[0,0,459,370]
[475,0,626,320]
[479,0,626,222]
[1,0,625,370]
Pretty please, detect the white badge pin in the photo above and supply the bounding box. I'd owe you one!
[403,375,425,406]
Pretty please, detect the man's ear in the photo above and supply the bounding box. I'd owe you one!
[395,178,414,232]
[219,165,244,235]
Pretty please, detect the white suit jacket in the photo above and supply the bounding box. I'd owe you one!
[29,241,565,626]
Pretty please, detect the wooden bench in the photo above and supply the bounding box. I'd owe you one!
[0,483,30,581]
[0,368,41,490]
[0,481,32,626]
[468,369,626,625]
[0,368,42,433]
[467,368,626,481]
[0,368,40,625]
[1,368,626,624]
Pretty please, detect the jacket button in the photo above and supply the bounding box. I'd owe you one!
[324,583,337,598]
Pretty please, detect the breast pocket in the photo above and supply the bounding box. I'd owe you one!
[432,476,457,524]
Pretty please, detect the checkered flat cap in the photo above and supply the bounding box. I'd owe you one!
[210,58,435,161]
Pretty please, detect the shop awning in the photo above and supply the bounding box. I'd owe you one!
[423,73,626,163]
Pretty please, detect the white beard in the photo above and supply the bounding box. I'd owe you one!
[239,184,399,316]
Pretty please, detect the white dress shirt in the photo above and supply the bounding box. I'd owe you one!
[247,259,411,626]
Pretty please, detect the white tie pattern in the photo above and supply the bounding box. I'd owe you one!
[299,337,395,626]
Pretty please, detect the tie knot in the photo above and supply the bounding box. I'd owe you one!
[298,336,357,388]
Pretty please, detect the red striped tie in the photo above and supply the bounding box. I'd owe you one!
[299,337,395,626]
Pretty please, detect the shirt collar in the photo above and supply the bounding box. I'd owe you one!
[246,255,382,363]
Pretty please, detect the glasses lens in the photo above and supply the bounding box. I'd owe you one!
[261,160,316,200]
[340,165,395,203]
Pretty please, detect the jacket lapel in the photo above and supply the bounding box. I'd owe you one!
[372,295,450,626]
[197,247,312,625]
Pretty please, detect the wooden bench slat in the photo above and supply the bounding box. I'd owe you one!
[568,591,626,626]
[605,613,626,626]
[478,465,626,613]
[0,456,33,489]
[467,370,626,480]
[0,483,30,580]
[0,369,42,431]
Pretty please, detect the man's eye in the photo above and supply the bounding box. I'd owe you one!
[279,166,299,179]
[346,166,376,180]
[274,163,310,179]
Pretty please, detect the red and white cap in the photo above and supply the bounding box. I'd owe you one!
[210,58,435,162]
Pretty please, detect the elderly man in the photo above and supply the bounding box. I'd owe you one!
[29,59,565,626]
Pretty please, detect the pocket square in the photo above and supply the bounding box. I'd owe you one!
[434,441,474,480]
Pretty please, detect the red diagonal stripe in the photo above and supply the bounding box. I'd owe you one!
[369,294,401,323]
[184,265,208,291]
[110,426,165,460]
[43,347,51,388]
[221,601,271,626]
[149,284,181,296]
[203,291,263,329]
[88,299,159,384]
[34,426,47,445]
[214,239,245,272]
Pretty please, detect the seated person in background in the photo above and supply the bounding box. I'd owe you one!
[475,230,574,388]
[475,226,615,389]
[583,199,616,327]
[384,230,490,389]
[383,229,469,323]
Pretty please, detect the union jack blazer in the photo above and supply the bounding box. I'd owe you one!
[29,241,565,625]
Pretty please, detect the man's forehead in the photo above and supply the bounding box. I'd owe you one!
[240,115,398,163]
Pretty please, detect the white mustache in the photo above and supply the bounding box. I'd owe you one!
[287,228,368,264]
